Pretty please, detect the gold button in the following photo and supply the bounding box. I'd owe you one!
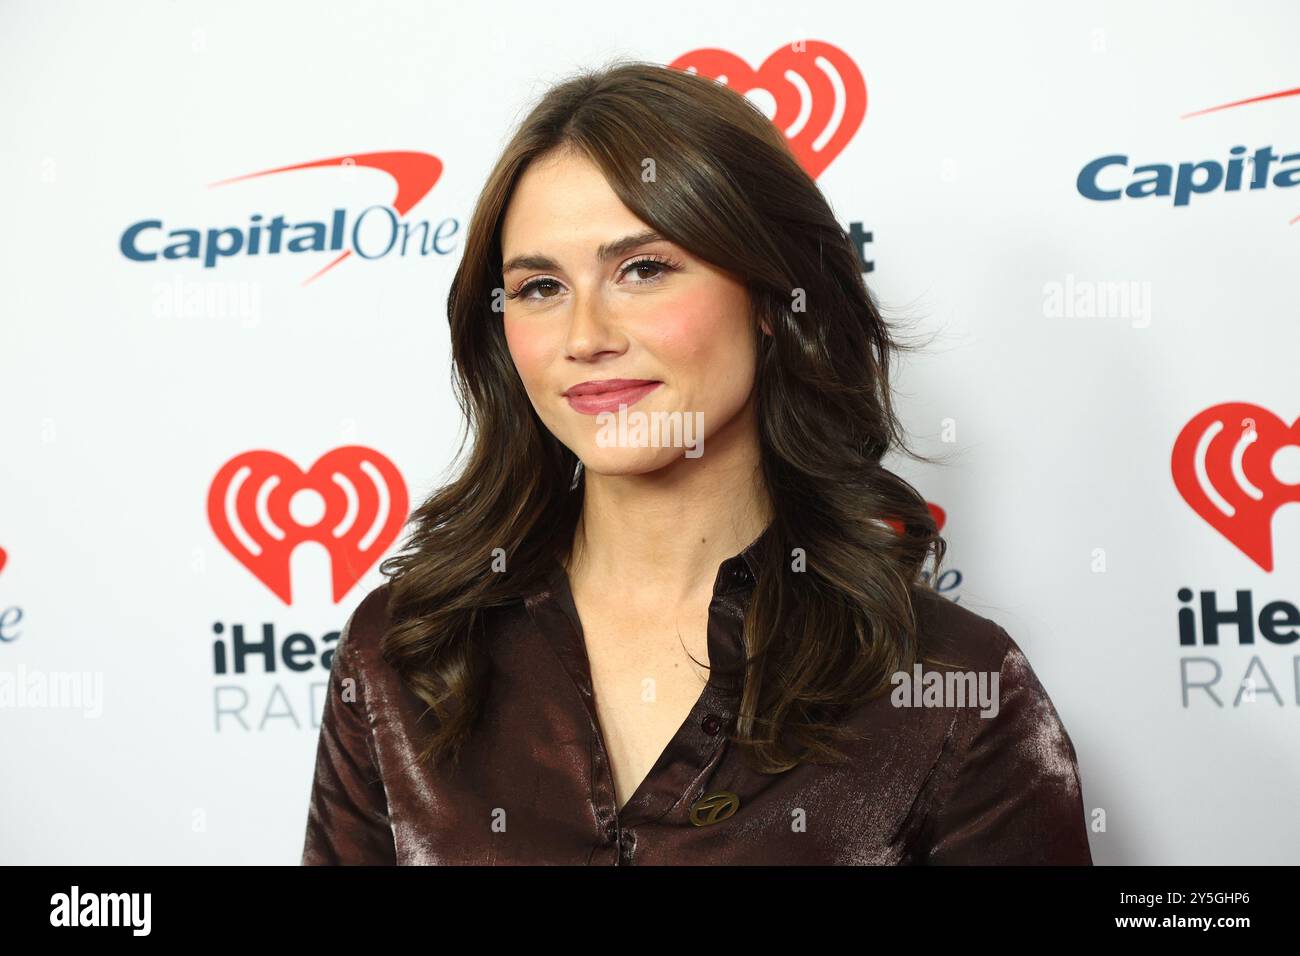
[688,791,740,826]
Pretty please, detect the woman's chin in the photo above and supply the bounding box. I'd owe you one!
[576,444,695,478]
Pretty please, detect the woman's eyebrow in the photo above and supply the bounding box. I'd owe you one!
[501,230,665,274]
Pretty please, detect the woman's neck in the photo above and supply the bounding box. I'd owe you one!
[565,407,772,606]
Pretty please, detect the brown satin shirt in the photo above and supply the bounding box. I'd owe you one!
[301,536,1093,865]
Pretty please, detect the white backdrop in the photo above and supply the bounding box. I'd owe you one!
[1,0,1297,864]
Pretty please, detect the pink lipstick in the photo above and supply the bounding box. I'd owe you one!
[562,378,662,415]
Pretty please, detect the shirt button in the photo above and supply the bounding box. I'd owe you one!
[701,713,722,735]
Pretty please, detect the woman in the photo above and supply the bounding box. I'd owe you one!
[301,61,1092,865]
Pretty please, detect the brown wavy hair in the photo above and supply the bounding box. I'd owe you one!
[378,58,947,775]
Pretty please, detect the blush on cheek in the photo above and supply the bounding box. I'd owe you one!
[646,295,757,410]
[502,317,555,386]
[646,306,717,364]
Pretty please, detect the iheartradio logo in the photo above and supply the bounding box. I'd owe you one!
[207,446,409,604]
[1172,403,1300,572]
[669,41,866,181]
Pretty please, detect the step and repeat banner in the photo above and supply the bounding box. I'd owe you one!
[1,1,1296,864]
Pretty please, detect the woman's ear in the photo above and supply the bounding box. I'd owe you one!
[749,293,773,338]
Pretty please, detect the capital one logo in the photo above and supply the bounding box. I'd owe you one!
[1172,403,1300,571]
[207,446,409,604]
[1077,85,1300,220]
[120,151,449,286]
[669,40,866,180]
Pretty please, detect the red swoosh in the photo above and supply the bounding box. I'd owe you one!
[209,150,443,284]
[1180,85,1300,119]
[1181,86,1300,224]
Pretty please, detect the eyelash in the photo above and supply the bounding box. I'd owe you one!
[504,255,680,302]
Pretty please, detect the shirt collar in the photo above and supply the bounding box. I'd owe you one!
[712,520,771,596]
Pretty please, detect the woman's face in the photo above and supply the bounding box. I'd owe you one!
[500,148,758,477]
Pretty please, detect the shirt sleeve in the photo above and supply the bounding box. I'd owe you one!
[301,604,397,865]
[920,630,1093,865]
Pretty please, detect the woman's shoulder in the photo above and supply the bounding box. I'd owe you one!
[904,588,1093,863]
[906,585,1073,743]
[332,580,396,672]
[909,586,1015,673]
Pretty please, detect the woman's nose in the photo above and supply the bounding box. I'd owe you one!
[564,287,620,360]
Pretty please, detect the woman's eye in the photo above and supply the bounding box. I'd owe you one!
[626,260,663,281]
[509,256,676,302]
[515,278,562,300]
[621,257,676,283]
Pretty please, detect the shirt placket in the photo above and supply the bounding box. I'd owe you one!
[527,558,755,865]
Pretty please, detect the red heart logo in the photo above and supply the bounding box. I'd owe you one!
[207,446,409,604]
[882,502,946,536]
[0,546,7,576]
[669,41,867,180]
[1172,403,1300,572]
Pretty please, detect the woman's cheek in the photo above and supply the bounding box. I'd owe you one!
[660,303,755,403]
[502,316,554,391]
[642,306,713,368]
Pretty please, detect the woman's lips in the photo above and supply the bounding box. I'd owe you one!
[563,379,662,415]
